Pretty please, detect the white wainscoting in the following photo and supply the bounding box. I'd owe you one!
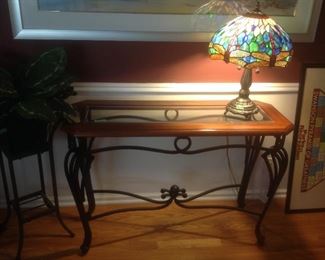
[0,82,298,207]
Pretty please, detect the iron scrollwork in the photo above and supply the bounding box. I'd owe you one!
[64,132,289,254]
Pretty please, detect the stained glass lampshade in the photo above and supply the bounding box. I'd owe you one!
[208,4,293,119]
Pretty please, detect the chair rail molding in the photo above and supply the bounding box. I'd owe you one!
[72,82,299,101]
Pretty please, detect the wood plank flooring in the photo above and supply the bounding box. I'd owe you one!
[1,199,325,259]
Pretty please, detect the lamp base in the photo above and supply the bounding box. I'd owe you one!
[224,97,259,120]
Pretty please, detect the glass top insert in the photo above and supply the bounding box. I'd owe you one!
[87,106,270,123]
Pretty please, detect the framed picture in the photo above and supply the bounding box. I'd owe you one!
[286,64,325,213]
[8,0,323,42]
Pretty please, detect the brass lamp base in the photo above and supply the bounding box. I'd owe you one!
[224,68,259,120]
[224,97,259,120]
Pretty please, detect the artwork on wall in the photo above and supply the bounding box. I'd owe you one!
[8,0,323,41]
[286,64,325,213]
[37,0,298,16]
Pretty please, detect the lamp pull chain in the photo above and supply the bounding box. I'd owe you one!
[255,0,261,12]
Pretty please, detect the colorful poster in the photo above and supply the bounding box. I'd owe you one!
[286,66,325,212]
[301,89,325,191]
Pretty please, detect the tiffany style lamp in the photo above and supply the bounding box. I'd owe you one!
[208,2,293,119]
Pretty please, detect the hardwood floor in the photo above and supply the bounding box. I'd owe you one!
[1,199,325,259]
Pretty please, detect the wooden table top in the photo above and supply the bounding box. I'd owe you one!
[62,100,294,137]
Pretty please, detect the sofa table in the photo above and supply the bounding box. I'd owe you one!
[63,100,293,255]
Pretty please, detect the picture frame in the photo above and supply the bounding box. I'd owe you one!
[286,64,325,213]
[8,0,324,42]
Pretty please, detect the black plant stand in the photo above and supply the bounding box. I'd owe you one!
[0,132,74,260]
[0,152,11,233]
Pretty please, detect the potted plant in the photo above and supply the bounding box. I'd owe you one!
[0,47,76,159]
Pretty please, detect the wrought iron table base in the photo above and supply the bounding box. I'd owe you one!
[64,135,288,255]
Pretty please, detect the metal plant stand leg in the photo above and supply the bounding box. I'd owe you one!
[0,152,11,233]
[8,159,24,260]
[1,146,73,259]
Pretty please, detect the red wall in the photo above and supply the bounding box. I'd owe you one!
[1,1,325,83]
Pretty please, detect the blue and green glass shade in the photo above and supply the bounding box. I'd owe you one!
[209,6,293,119]
[209,9,293,69]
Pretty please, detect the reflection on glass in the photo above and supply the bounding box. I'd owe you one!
[89,107,269,123]
[38,0,298,16]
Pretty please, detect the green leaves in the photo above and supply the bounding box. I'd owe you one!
[0,47,76,123]
[24,48,67,90]
[31,74,74,98]
[0,69,17,98]
[15,98,55,121]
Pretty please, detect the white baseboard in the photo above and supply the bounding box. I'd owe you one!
[58,190,239,206]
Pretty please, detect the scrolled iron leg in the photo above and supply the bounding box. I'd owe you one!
[48,146,74,237]
[80,153,96,216]
[64,148,92,255]
[255,226,265,246]
[255,138,288,245]
[237,136,264,208]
